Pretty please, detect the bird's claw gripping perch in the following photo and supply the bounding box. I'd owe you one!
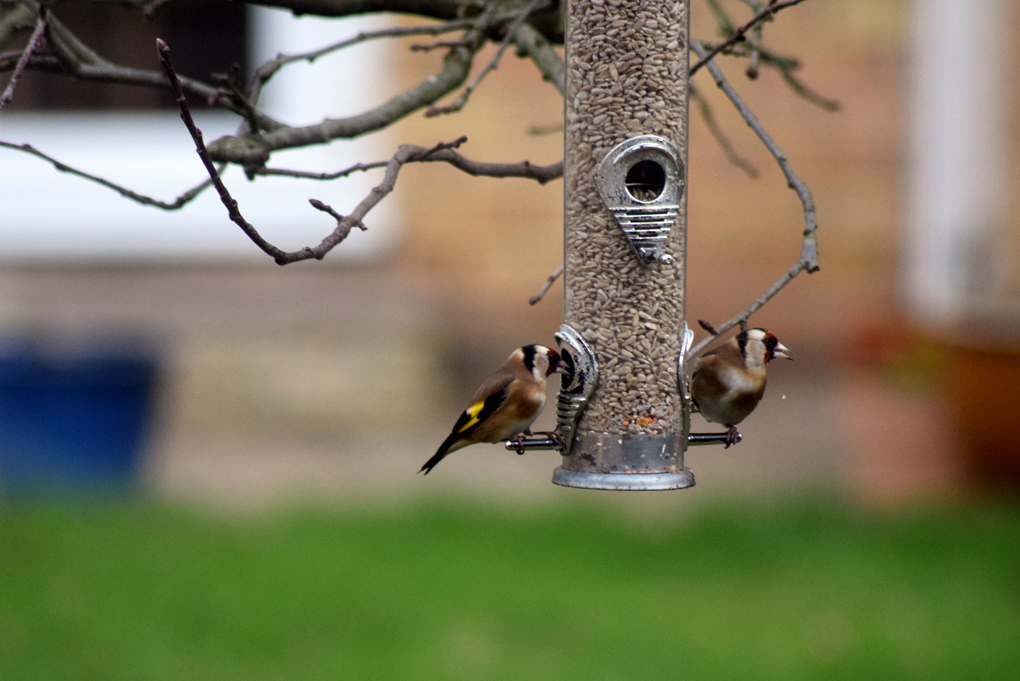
[504,431,564,455]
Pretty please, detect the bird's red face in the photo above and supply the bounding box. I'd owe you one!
[762,332,792,363]
[547,348,570,376]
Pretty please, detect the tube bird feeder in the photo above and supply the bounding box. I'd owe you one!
[555,0,693,490]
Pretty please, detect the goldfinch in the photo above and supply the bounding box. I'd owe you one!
[420,344,567,475]
[690,328,791,447]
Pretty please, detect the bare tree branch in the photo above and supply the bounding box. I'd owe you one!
[0,139,219,210]
[208,52,471,165]
[258,161,390,181]
[527,122,562,135]
[529,264,562,305]
[206,3,504,165]
[0,4,35,51]
[0,4,46,110]
[0,3,284,130]
[513,20,563,95]
[160,38,559,265]
[408,147,562,183]
[690,0,809,76]
[251,18,475,98]
[259,144,563,183]
[308,197,366,231]
[244,0,464,21]
[410,38,472,52]
[425,0,549,117]
[774,60,840,111]
[688,38,819,357]
[719,0,768,79]
[698,39,840,111]
[690,82,757,178]
[705,0,737,36]
[158,38,296,262]
[237,0,565,40]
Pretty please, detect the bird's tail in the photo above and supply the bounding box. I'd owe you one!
[419,433,463,475]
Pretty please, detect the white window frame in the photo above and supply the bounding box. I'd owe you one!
[0,8,399,261]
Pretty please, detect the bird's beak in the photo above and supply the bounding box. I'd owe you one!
[552,353,572,375]
[774,342,793,360]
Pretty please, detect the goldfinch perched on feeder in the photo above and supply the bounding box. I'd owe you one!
[690,328,792,447]
[420,345,568,475]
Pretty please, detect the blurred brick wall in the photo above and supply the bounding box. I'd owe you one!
[8,1,1015,503]
[389,0,909,362]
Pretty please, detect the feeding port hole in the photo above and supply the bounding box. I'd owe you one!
[625,160,666,203]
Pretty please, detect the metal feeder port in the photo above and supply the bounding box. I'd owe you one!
[596,135,685,265]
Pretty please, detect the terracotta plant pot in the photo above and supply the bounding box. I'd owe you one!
[946,322,1020,489]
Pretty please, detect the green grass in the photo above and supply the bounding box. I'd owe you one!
[0,498,1018,681]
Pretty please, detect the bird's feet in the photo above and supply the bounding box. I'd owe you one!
[533,430,565,451]
[724,426,741,448]
[509,434,528,455]
[506,431,564,454]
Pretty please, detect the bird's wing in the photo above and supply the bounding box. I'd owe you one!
[690,355,728,407]
[450,377,514,438]
[702,341,744,364]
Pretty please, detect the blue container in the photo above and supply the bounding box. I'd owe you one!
[0,342,159,496]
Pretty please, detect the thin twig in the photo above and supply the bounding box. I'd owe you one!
[698,39,840,111]
[157,38,291,263]
[308,198,366,231]
[776,65,840,111]
[0,5,46,110]
[527,122,563,136]
[690,83,757,178]
[160,36,557,266]
[0,4,35,52]
[297,137,483,262]
[690,0,809,76]
[697,319,718,335]
[0,139,220,210]
[528,264,563,305]
[208,15,492,165]
[211,63,265,133]
[731,0,768,78]
[0,7,283,130]
[688,39,819,358]
[258,161,389,181]
[512,21,563,95]
[425,0,548,117]
[257,146,563,184]
[410,39,471,52]
[705,0,737,35]
[252,19,474,96]
[408,146,562,183]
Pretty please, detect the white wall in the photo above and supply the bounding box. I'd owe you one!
[0,9,399,261]
[904,0,1012,325]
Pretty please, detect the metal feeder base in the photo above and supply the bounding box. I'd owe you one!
[553,431,694,491]
[553,467,695,491]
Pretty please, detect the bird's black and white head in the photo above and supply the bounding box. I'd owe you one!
[518,344,569,380]
[737,328,792,369]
